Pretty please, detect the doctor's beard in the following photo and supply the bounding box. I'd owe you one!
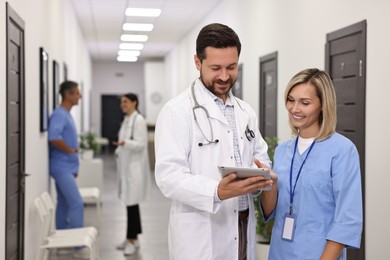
[199,73,237,98]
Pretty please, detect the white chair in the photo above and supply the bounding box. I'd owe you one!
[77,158,103,191]
[34,196,98,260]
[40,192,98,239]
[79,187,101,228]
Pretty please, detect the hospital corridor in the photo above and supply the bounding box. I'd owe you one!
[2,0,390,259]
[49,153,170,260]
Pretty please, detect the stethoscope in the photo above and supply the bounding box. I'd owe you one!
[191,81,255,147]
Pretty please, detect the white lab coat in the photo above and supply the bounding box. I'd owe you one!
[116,111,150,206]
[155,79,270,260]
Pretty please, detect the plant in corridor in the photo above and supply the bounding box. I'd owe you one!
[254,136,278,244]
[79,131,101,155]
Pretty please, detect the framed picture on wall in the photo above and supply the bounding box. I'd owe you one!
[52,60,60,110]
[80,81,84,132]
[40,47,49,132]
[63,62,68,81]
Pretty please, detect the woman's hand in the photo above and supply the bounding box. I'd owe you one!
[112,140,125,146]
[255,159,278,218]
[254,159,278,185]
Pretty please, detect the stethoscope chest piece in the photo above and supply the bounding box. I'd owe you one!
[245,125,255,141]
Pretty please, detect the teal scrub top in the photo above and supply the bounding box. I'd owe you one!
[268,133,362,260]
[48,106,79,175]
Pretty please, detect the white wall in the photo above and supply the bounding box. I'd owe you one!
[91,61,145,135]
[0,0,92,258]
[1,0,389,258]
[164,0,390,258]
[144,61,169,124]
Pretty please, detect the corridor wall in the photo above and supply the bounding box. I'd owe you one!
[91,61,145,136]
[0,0,92,259]
[163,0,390,259]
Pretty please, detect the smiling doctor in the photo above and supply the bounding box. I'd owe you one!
[155,23,275,260]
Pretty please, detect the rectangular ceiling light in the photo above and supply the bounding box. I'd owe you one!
[117,56,138,62]
[125,8,161,17]
[119,43,144,50]
[120,34,148,42]
[123,23,153,32]
[118,50,141,56]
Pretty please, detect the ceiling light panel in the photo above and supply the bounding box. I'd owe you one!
[117,56,138,62]
[125,8,161,17]
[123,23,153,31]
[119,43,144,50]
[120,34,148,42]
[117,50,141,56]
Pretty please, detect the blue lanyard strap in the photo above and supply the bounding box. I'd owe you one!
[289,137,316,215]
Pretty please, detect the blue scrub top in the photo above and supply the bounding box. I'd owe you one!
[268,133,362,260]
[48,106,79,175]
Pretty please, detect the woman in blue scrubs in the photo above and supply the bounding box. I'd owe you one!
[260,68,363,259]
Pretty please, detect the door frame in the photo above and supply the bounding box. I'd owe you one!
[259,51,278,138]
[6,3,26,259]
[325,20,366,260]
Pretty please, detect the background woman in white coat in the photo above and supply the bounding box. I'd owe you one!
[113,93,150,256]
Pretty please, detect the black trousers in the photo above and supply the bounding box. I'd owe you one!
[126,204,142,239]
[238,209,249,260]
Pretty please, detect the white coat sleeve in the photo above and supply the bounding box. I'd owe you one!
[154,104,219,214]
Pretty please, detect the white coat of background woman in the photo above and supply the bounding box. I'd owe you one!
[113,93,150,256]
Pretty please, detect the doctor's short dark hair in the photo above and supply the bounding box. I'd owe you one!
[284,68,336,141]
[196,23,241,63]
[59,81,78,99]
[123,93,139,110]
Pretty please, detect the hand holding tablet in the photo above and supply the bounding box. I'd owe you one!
[218,166,272,191]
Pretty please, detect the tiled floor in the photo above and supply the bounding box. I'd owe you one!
[49,154,171,260]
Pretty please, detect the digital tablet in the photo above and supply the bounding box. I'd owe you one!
[218,166,271,191]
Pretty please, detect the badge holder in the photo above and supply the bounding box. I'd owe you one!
[281,212,296,242]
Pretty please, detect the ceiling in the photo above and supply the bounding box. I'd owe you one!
[70,0,223,62]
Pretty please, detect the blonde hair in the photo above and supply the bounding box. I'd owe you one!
[284,68,336,141]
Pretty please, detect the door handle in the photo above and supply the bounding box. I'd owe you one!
[22,172,31,177]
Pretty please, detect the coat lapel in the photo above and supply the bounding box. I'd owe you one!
[233,97,249,158]
[192,79,251,159]
[194,80,229,126]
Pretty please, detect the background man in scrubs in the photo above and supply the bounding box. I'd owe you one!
[48,81,89,258]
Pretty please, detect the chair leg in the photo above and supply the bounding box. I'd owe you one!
[96,199,101,229]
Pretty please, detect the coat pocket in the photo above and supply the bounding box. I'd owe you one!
[171,211,212,260]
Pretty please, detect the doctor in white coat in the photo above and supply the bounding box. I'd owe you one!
[155,23,275,260]
[114,93,150,256]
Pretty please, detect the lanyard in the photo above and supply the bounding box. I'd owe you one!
[289,137,315,215]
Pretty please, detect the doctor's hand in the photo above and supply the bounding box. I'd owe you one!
[217,172,273,200]
[112,140,125,146]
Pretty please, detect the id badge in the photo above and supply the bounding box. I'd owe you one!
[282,213,296,242]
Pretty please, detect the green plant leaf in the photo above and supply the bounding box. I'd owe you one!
[253,136,278,244]
[79,131,101,154]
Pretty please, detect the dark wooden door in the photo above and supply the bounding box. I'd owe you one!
[6,3,26,260]
[101,95,124,152]
[259,52,278,138]
[232,63,243,99]
[325,20,366,260]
